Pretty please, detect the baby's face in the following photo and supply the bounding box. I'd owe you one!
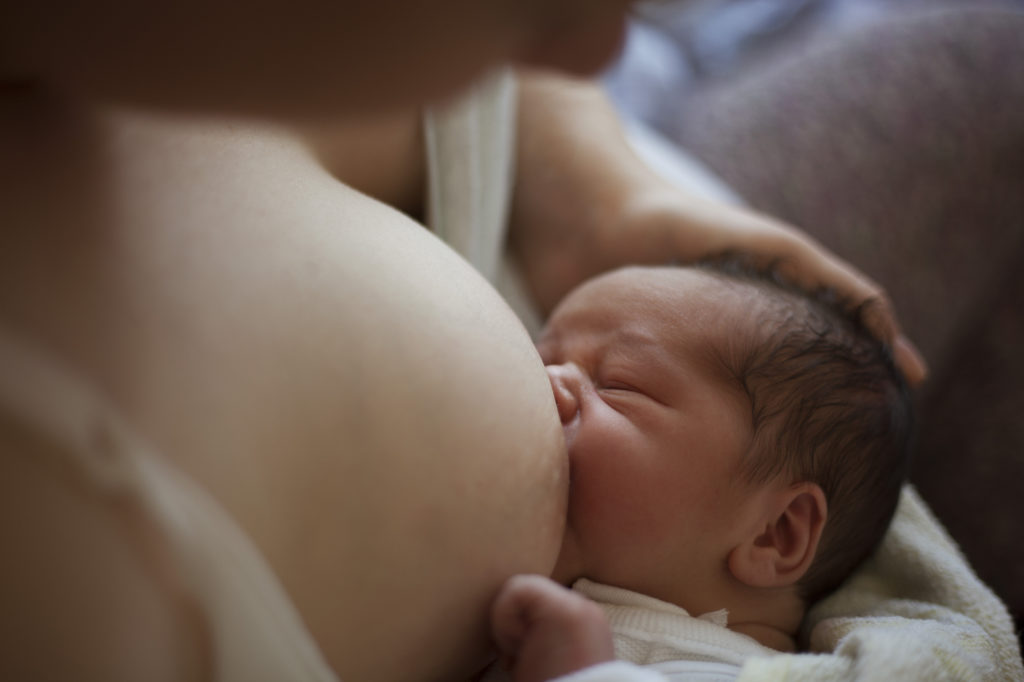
[539,267,762,606]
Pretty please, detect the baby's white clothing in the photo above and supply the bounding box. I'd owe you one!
[482,579,760,682]
[573,579,770,672]
[561,579,762,681]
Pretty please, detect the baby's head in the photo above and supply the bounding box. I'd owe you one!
[711,259,914,604]
[542,262,913,632]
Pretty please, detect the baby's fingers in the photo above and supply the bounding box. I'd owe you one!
[490,575,614,682]
[790,238,928,387]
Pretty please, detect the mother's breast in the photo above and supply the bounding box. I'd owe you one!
[259,182,570,682]
[96,120,569,681]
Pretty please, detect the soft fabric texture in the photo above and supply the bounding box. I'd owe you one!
[424,70,516,286]
[423,69,548,338]
[0,329,340,682]
[572,579,768,668]
[556,660,735,682]
[478,576,753,681]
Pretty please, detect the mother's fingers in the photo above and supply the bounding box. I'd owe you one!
[681,206,929,387]
[892,335,928,388]
[778,231,929,387]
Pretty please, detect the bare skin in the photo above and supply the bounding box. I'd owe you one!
[0,95,567,681]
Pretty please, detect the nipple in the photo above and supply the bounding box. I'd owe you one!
[546,365,580,424]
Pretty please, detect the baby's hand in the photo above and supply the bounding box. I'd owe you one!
[490,575,614,682]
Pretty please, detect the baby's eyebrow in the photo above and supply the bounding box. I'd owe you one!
[615,330,676,367]
[606,330,673,369]
[610,325,660,347]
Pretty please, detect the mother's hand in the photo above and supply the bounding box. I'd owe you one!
[509,71,926,386]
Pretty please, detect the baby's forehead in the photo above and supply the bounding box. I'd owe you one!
[562,266,774,363]
[629,266,790,358]
[576,265,739,304]
[608,266,777,323]
[551,266,773,336]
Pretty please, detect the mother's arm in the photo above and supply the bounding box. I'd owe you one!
[508,71,926,385]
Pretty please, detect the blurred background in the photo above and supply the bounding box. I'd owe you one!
[601,0,1024,642]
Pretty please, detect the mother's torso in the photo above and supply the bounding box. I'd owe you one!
[0,96,567,681]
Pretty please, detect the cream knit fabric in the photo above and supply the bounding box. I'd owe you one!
[573,579,769,668]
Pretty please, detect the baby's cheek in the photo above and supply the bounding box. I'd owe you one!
[571,459,666,557]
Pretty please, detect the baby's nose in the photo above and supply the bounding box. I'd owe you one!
[545,363,582,424]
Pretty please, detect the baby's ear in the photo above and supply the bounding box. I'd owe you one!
[727,483,827,589]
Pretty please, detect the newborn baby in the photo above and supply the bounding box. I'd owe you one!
[490,262,913,682]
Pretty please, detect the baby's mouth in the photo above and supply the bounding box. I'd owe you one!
[546,369,580,443]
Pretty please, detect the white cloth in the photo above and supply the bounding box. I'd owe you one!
[481,577,756,682]
[566,579,760,681]
[424,70,516,285]
[572,579,769,668]
[556,660,734,682]
[0,330,339,682]
[423,69,547,337]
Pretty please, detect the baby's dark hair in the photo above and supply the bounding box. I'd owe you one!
[698,256,915,604]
